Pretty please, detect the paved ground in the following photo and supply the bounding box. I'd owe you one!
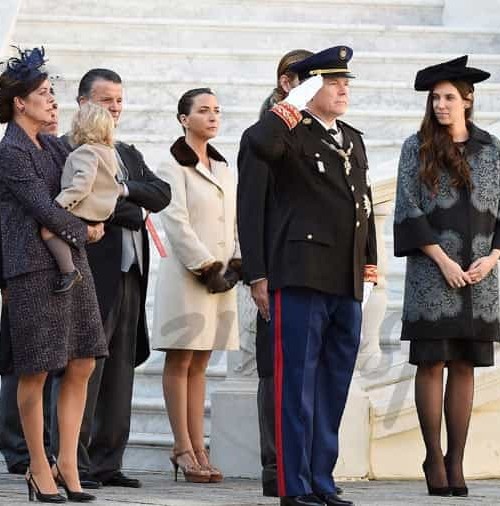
[1,466,500,506]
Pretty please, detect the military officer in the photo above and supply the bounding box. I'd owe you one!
[238,46,377,506]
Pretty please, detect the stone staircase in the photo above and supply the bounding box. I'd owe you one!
[5,0,500,477]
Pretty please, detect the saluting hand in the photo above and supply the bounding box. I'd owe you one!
[284,75,323,111]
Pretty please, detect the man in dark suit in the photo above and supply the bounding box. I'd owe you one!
[238,47,377,506]
[60,69,171,488]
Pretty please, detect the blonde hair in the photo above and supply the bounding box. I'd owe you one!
[71,102,114,146]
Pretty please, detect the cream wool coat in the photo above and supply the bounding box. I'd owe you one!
[152,137,240,351]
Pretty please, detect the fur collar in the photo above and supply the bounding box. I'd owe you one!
[170,136,226,167]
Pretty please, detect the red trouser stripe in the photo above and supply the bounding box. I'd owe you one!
[274,289,286,496]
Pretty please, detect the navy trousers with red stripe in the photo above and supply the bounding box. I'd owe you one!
[271,287,361,497]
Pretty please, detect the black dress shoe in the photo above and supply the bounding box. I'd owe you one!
[79,473,102,489]
[101,471,142,488]
[80,479,101,490]
[263,483,278,497]
[7,462,29,475]
[280,495,325,506]
[317,492,354,506]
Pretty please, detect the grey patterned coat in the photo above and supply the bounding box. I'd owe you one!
[394,124,500,342]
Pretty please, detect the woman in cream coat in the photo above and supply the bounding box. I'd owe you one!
[152,88,240,483]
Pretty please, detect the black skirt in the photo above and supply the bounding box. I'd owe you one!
[409,339,494,367]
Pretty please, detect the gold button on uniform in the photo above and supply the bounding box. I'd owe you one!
[307,234,313,240]
[355,202,360,209]
[356,221,360,228]
[351,185,355,192]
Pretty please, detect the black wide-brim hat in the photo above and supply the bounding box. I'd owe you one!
[289,45,355,79]
[414,55,490,91]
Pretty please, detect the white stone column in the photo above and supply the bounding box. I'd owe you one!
[210,284,261,478]
[356,200,393,371]
[443,0,500,27]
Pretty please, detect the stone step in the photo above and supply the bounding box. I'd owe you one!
[130,397,211,436]
[19,0,445,25]
[122,432,210,472]
[133,351,227,400]
[13,44,500,82]
[56,103,500,145]
[52,75,500,112]
[14,16,500,53]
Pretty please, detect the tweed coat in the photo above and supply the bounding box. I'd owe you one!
[56,142,120,221]
[238,109,377,301]
[0,124,88,279]
[394,124,500,342]
[152,137,240,351]
[0,121,107,374]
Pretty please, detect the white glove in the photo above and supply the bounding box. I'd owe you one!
[283,75,324,110]
[362,282,374,310]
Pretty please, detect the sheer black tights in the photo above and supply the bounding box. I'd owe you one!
[415,360,473,488]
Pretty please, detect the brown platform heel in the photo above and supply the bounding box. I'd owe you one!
[194,448,224,483]
[169,449,210,483]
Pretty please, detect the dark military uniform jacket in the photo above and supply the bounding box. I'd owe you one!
[238,107,377,301]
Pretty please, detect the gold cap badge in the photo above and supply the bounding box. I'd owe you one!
[339,47,347,60]
[302,117,312,125]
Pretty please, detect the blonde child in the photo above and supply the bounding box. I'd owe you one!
[41,102,120,293]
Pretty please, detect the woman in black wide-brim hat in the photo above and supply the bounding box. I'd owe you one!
[394,56,500,497]
[0,47,108,502]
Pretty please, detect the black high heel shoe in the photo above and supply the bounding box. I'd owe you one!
[53,463,96,502]
[25,469,67,503]
[422,461,451,496]
[444,455,469,497]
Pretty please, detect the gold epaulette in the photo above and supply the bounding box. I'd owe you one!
[271,102,302,130]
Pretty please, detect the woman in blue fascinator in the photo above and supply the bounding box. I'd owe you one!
[0,47,108,502]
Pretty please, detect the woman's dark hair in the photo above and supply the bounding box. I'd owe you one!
[176,88,216,132]
[177,88,215,120]
[419,80,474,191]
[272,49,314,102]
[0,71,48,123]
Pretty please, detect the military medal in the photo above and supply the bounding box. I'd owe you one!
[321,139,354,175]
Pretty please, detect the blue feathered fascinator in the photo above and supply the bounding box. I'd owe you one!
[2,46,47,82]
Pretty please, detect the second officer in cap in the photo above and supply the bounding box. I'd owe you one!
[238,46,377,506]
